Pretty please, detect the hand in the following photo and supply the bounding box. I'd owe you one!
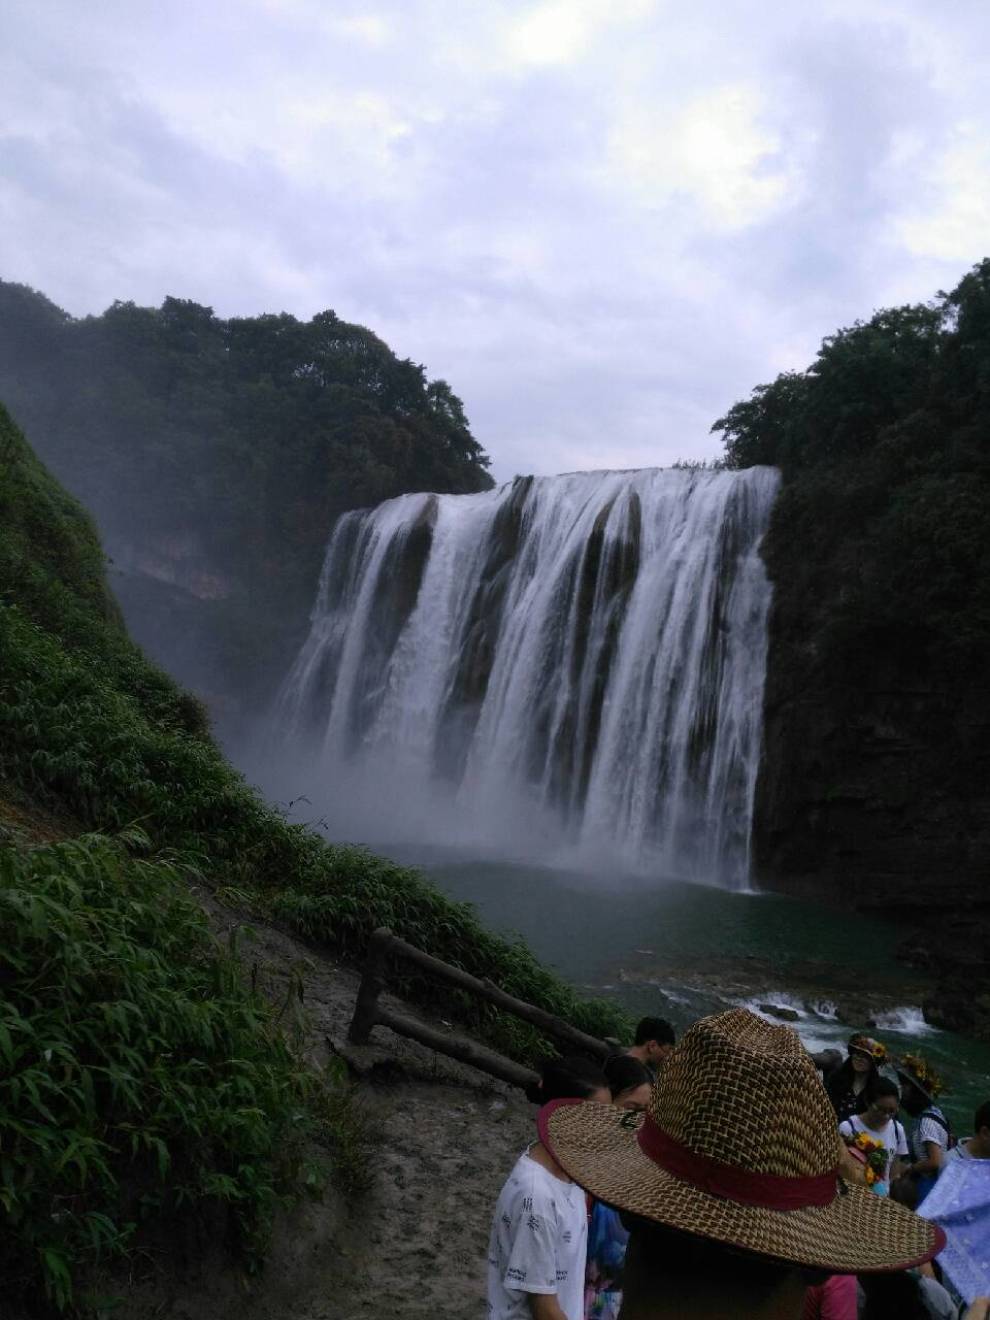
[962,1299,990,1320]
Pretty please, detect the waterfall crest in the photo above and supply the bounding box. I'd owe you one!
[277,466,780,887]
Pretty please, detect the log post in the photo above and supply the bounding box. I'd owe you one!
[348,925,392,1043]
[384,933,613,1059]
[375,1004,539,1092]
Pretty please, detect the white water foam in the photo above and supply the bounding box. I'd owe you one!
[276,466,780,888]
[871,1006,934,1036]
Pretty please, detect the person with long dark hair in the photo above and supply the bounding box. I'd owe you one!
[825,1033,887,1123]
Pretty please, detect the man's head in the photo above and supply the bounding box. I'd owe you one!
[970,1099,990,1157]
[863,1078,900,1128]
[618,1220,812,1320]
[632,1016,676,1066]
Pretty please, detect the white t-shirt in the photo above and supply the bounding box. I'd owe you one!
[487,1148,587,1320]
[839,1114,909,1184]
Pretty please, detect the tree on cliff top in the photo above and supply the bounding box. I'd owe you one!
[713,258,990,679]
[0,282,494,702]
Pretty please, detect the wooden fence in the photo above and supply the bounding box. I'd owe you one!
[347,926,614,1092]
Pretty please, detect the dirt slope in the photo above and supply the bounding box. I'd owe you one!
[1,792,537,1317]
[114,894,535,1320]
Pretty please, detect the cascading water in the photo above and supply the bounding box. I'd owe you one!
[276,466,780,887]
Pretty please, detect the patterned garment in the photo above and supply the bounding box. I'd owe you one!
[487,1148,588,1320]
[584,1200,629,1320]
[918,1156,990,1304]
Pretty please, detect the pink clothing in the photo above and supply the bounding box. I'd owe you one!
[802,1273,857,1320]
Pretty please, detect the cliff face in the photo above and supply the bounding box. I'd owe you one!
[753,612,990,911]
[713,260,990,924]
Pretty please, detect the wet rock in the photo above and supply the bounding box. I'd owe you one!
[759,1003,800,1022]
[922,984,990,1043]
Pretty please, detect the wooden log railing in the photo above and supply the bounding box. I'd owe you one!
[347,926,614,1091]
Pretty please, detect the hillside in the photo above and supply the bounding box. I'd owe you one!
[715,258,990,1034]
[0,405,626,1314]
[0,282,494,715]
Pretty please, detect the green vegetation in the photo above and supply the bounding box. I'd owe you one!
[713,258,990,905]
[0,281,494,702]
[0,834,322,1312]
[0,402,628,1308]
[714,260,990,684]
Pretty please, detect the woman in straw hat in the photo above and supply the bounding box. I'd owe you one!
[538,1009,950,1320]
[896,1053,953,1202]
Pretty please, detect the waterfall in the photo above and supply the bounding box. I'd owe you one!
[277,466,780,887]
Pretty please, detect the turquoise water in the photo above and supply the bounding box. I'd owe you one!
[386,846,990,1137]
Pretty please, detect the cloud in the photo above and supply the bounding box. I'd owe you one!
[1,0,989,481]
[607,81,803,232]
[897,124,990,264]
[505,0,656,69]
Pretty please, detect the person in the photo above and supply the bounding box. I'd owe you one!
[838,1078,909,1194]
[800,1273,857,1319]
[897,1054,952,1200]
[945,1099,990,1166]
[824,1033,887,1123]
[583,1056,653,1320]
[625,1017,675,1073]
[602,1054,652,1113]
[487,1055,610,1320]
[537,1008,946,1319]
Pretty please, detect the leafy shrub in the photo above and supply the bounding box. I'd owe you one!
[0,832,319,1312]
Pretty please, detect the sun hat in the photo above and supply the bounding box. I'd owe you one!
[539,1009,944,1273]
[848,1033,887,1063]
[895,1052,945,1105]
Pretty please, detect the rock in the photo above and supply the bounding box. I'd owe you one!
[758,1003,800,1022]
[922,983,990,1043]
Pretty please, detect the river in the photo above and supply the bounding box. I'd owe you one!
[383,844,990,1137]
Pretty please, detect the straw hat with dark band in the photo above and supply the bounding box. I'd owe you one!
[539,1009,944,1274]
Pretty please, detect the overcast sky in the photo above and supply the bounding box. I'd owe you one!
[3,1,989,480]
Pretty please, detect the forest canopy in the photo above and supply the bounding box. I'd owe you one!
[713,258,990,679]
[0,282,493,702]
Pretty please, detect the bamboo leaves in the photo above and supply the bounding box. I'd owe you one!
[0,835,319,1312]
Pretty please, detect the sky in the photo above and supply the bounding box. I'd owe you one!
[3,1,990,481]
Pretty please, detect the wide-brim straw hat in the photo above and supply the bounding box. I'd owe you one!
[895,1056,941,1107]
[895,1067,935,1106]
[540,1009,944,1274]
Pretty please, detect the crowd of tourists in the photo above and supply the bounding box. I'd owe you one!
[486,1012,990,1319]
